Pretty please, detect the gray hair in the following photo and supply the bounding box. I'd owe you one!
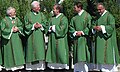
[6,7,15,15]
[97,2,105,8]
[31,1,40,8]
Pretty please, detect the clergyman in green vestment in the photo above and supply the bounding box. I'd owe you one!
[1,7,25,71]
[24,1,47,70]
[46,4,69,69]
[69,2,92,72]
[91,3,120,71]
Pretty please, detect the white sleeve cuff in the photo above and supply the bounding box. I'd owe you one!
[31,24,35,30]
[8,29,13,39]
[73,31,77,37]
[52,25,55,32]
[40,25,44,31]
[100,25,106,34]
[92,29,96,34]
[80,31,85,35]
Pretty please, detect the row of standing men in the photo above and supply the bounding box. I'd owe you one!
[0,1,120,72]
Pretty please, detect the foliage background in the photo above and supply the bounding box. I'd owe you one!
[0,0,120,46]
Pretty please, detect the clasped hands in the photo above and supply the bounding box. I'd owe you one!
[34,22,42,29]
[12,26,19,32]
[93,26,102,31]
[76,31,83,36]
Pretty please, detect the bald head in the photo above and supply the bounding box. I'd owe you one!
[31,1,40,8]
[31,1,40,12]
[6,7,16,17]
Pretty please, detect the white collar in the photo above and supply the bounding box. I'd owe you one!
[33,12,37,15]
[9,17,12,20]
[56,13,61,18]
[33,11,39,15]
[9,16,16,20]
[101,10,107,16]
[78,10,84,16]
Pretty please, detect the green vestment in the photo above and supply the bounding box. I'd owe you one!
[93,11,120,64]
[24,11,47,63]
[46,13,69,64]
[69,10,92,64]
[1,16,25,68]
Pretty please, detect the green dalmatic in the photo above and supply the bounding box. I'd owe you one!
[24,11,47,63]
[1,16,25,68]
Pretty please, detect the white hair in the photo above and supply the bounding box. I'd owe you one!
[31,1,40,8]
[6,7,15,15]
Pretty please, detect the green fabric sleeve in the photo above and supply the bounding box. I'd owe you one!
[40,12,48,33]
[82,14,92,35]
[104,14,115,37]
[55,17,68,38]
[69,17,76,38]
[16,18,24,36]
[1,19,11,39]
[24,14,33,36]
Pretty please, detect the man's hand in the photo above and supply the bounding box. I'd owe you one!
[94,26,102,31]
[34,23,38,28]
[37,24,42,28]
[48,26,52,33]
[50,26,52,30]
[12,26,19,32]
[34,22,42,28]
[76,31,83,36]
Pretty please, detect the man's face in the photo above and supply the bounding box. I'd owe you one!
[74,5,80,13]
[33,4,40,12]
[97,5,105,15]
[9,9,16,17]
[53,5,59,15]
